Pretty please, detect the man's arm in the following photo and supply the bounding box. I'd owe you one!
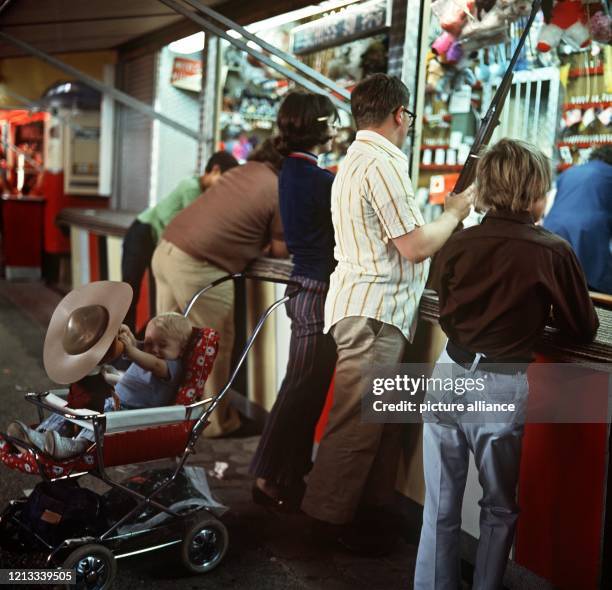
[392,188,474,263]
[269,238,290,258]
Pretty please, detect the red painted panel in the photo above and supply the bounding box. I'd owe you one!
[88,233,100,282]
[1,197,45,267]
[41,171,108,254]
[315,373,335,443]
[135,268,151,334]
[516,354,607,589]
[41,172,69,254]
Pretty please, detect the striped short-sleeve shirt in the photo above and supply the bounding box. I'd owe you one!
[324,130,430,341]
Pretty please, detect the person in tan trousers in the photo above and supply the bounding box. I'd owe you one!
[152,140,288,437]
[301,75,472,554]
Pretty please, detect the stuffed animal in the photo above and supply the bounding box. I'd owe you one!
[459,0,511,47]
[589,10,612,43]
[426,54,446,91]
[432,0,476,36]
[460,0,533,43]
[536,0,591,52]
[497,0,533,18]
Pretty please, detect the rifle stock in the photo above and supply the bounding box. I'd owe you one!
[452,0,542,194]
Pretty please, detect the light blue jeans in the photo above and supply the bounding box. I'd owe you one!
[414,346,529,590]
[36,397,126,443]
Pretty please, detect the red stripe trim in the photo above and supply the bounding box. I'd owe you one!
[288,152,319,165]
[88,233,100,282]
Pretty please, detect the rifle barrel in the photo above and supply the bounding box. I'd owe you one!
[451,0,543,194]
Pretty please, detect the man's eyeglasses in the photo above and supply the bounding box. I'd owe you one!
[400,107,416,128]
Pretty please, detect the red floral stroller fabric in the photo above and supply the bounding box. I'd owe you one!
[0,327,219,479]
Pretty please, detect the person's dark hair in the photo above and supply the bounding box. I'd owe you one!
[275,91,338,155]
[247,137,285,172]
[205,151,239,173]
[351,73,410,129]
[589,145,612,166]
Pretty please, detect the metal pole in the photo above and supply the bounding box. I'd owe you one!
[0,31,205,141]
[0,0,13,15]
[180,0,351,102]
[198,34,219,171]
[158,0,351,114]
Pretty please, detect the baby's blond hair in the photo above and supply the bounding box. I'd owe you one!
[149,312,192,352]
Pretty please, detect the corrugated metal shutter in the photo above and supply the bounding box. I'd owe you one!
[115,52,157,212]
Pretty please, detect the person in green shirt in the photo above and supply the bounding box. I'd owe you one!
[122,151,239,331]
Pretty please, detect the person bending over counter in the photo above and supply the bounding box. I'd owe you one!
[151,139,287,438]
[122,151,239,331]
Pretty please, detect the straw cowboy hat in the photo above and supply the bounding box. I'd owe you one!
[43,281,133,384]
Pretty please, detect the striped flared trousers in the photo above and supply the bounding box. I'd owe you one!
[249,275,337,488]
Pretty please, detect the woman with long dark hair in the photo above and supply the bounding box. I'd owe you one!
[249,91,339,508]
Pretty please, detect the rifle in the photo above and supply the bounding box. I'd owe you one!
[453,0,542,193]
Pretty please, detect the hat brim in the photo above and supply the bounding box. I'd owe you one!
[43,281,133,384]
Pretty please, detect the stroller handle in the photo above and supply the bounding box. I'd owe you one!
[183,272,303,439]
[182,272,301,318]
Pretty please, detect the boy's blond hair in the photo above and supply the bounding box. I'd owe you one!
[475,138,551,213]
[149,312,192,352]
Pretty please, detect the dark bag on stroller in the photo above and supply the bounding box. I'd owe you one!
[19,480,105,545]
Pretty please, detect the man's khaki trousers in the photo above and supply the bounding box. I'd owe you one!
[152,239,241,437]
[301,316,406,524]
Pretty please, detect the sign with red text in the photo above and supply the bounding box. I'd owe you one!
[171,57,202,92]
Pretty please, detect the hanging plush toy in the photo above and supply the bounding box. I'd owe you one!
[458,2,511,50]
[432,0,476,36]
[536,0,591,52]
[431,31,465,64]
[589,10,612,43]
[498,0,533,18]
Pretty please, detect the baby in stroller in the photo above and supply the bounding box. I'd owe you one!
[7,282,193,460]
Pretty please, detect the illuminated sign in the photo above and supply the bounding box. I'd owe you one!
[290,0,389,55]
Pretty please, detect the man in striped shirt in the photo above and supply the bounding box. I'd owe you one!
[301,74,473,554]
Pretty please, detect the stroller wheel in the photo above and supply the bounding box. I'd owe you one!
[181,516,228,573]
[62,544,117,590]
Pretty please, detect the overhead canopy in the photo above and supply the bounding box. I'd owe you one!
[0,0,224,58]
[0,0,316,59]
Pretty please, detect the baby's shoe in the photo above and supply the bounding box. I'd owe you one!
[45,431,90,460]
[6,421,47,451]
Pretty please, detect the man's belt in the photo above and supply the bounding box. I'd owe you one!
[446,340,530,375]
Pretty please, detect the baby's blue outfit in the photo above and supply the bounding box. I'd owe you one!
[115,359,183,408]
[39,359,184,442]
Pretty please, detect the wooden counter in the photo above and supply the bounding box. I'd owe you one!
[248,256,612,364]
[56,207,137,238]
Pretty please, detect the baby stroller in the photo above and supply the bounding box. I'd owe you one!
[0,273,300,589]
